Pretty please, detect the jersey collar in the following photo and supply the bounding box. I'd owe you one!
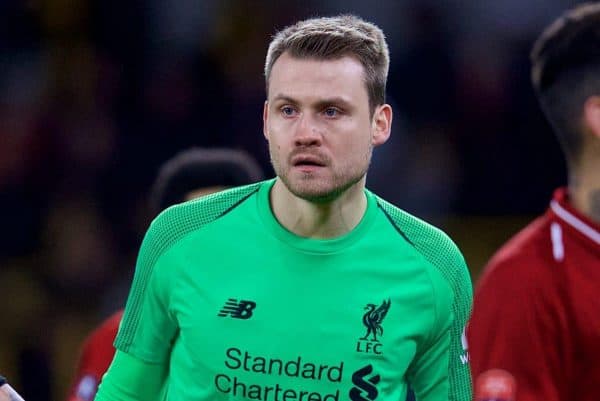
[256,178,378,254]
[549,187,600,247]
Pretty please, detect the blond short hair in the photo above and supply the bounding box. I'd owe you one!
[265,15,390,112]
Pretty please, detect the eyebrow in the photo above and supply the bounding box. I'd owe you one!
[271,94,353,109]
[271,94,297,104]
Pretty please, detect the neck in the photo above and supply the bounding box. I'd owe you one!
[568,158,600,224]
[270,178,368,238]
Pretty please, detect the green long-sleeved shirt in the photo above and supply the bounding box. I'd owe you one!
[95,179,472,401]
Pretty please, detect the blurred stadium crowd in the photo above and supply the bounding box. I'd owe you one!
[0,0,585,399]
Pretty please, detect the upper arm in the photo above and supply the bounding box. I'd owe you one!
[446,256,473,401]
[409,255,473,401]
[114,231,180,361]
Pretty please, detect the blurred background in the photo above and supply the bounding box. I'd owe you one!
[0,0,582,399]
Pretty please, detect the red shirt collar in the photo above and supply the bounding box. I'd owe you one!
[549,187,600,246]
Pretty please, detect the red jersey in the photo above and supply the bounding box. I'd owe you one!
[66,310,123,401]
[468,188,600,401]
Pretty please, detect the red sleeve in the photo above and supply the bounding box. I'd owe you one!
[66,310,123,401]
[468,254,565,401]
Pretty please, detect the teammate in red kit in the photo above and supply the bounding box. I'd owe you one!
[468,3,600,401]
[66,148,263,401]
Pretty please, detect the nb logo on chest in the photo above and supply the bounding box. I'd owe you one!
[218,298,257,319]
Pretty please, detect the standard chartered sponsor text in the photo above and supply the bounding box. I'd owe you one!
[215,347,343,401]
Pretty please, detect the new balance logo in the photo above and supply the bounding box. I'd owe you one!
[218,298,257,319]
[349,365,380,401]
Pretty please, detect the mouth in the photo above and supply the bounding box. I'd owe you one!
[291,155,326,168]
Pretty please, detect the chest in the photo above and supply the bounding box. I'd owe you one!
[168,247,437,391]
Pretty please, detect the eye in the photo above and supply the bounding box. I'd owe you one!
[281,106,297,117]
[323,107,340,117]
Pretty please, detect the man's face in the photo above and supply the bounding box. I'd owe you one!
[263,52,391,202]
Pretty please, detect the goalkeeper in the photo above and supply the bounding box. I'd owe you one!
[95,14,473,401]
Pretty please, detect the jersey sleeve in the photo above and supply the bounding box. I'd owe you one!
[447,254,473,401]
[94,350,167,401]
[468,257,562,401]
[406,276,452,400]
[408,251,472,401]
[374,198,474,400]
[96,215,181,399]
[113,221,180,362]
[67,311,123,401]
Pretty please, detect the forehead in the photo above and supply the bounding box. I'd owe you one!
[268,52,368,102]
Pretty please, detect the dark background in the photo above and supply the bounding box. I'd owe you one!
[0,0,583,399]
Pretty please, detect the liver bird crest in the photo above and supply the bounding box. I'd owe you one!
[361,299,391,342]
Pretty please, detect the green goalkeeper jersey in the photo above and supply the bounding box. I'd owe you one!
[95,179,472,401]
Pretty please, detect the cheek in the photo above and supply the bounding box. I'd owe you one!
[341,130,372,154]
[267,136,285,160]
[268,134,282,149]
[267,121,288,145]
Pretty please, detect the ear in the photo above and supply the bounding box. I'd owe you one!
[371,104,393,146]
[263,100,270,140]
[583,95,600,139]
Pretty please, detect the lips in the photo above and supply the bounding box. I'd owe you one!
[291,154,326,167]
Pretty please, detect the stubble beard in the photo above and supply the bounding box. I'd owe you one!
[270,148,372,203]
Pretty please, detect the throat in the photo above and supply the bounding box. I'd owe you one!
[270,179,367,238]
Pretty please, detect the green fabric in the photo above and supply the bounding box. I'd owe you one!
[95,350,167,400]
[99,179,472,401]
[377,198,473,401]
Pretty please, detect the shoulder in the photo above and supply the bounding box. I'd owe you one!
[471,214,560,333]
[374,195,470,290]
[469,214,560,351]
[152,181,263,234]
[476,214,553,293]
[140,182,263,260]
[375,196,463,256]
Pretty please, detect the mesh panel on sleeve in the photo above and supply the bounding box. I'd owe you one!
[376,197,473,401]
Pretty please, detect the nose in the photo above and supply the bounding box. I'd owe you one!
[294,115,322,147]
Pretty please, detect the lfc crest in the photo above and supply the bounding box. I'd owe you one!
[356,299,391,355]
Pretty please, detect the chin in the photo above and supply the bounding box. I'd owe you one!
[279,177,330,200]
[287,178,358,203]
[295,189,341,203]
